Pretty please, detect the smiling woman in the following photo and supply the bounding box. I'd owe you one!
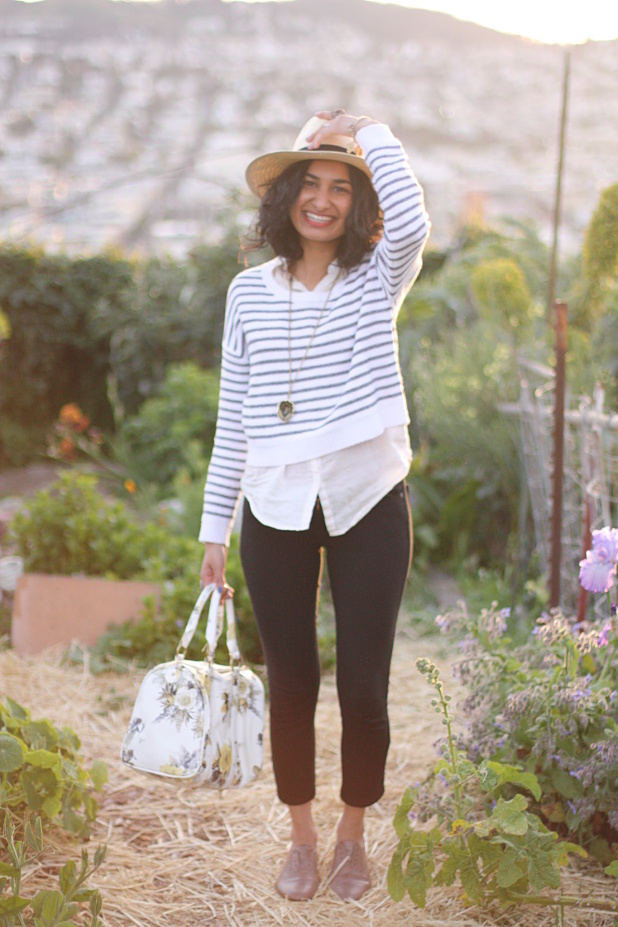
[199,107,430,903]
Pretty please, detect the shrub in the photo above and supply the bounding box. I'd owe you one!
[118,362,220,489]
[0,814,105,927]
[0,698,107,838]
[8,472,262,667]
[388,659,618,916]
[0,246,132,465]
[9,472,154,579]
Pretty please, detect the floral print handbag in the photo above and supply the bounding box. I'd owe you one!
[121,584,265,788]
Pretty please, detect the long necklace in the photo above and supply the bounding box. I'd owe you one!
[277,274,339,423]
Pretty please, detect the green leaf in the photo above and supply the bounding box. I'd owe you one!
[387,846,407,902]
[89,892,103,917]
[89,760,108,792]
[393,787,414,839]
[0,862,20,877]
[0,896,31,917]
[23,720,58,752]
[20,767,62,814]
[550,767,584,800]
[605,860,618,877]
[3,698,29,721]
[23,750,63,774]
[59,859,77,894]
[403,856,431,908]
[459,855,483,902]
[489,795,530,836]
[56,727,81,754]
[33,889,65,922]
[480,760,542,801]
[434,840,469,887]
[0,732,25,772]
[527,847,561,893]
[42,793,63,819]
[497,847,526,888]
[25,819,45,853]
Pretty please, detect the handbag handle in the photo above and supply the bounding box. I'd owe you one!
[205,588,242,664]
[176,584,242,664]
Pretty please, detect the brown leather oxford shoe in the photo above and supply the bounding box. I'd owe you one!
[276,844,319,901]
[328,840,371,900]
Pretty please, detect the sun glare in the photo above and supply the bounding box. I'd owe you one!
[369,0,618,45]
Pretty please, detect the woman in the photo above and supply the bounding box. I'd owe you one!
[199,109,430,901]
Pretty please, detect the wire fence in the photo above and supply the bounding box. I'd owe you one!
[512,361,618,614]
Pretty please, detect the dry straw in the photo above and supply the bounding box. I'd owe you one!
[1,629,614,927]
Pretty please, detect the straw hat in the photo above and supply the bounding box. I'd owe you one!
[245,115,373,199]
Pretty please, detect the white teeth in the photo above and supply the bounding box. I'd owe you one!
[305,212,332,223]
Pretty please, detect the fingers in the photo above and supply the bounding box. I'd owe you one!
[305,109,357,149]
[200,543,228,593]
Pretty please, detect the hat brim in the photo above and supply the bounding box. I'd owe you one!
[245,149,373,199]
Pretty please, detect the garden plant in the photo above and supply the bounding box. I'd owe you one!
[0,699,108,926]
[389,527,618,917]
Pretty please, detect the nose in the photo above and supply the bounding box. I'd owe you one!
[311,184,331,211]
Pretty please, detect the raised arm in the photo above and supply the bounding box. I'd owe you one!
[307,110,430,308]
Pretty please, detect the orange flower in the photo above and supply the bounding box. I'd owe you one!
[124,479,137,494]
[59,403,90,432]
[59,437,76,461]
[59,403,84,426]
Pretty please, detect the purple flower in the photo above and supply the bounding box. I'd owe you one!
[591,526,618,564]
[597,621,611,647]
[579,550,616,593]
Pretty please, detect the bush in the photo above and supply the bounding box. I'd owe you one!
[9,472,155,579]
[0,814,105,927]
[118,362,220,489]
[0,698,107,838]
[0,246,132,465]
[433,603,618,858]
[387,659,618,916]
[8,472,262,667]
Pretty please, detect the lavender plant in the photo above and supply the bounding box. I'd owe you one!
[389,527,618,913]
[387,660,606,913]
[437,528,618,857]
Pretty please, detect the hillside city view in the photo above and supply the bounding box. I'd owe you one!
[0,0,617,258]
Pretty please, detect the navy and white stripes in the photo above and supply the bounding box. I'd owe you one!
[200,123,430,543]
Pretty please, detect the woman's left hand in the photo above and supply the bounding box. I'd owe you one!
[305,110,377,150]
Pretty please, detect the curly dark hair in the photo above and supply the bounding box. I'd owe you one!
[246,159,383,270]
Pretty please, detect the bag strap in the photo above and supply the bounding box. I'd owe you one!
[176,583,216,655]
[205,589,242,664]
[176,584,242,664]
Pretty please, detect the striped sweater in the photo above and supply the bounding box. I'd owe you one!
[200,123,430,543]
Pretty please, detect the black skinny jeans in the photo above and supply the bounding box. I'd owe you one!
[240,481,412,808]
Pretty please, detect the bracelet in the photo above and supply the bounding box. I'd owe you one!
[349,115,372,140]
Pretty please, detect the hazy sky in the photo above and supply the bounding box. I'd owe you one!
[373,1,618,44]
[231,0,618,45]
[14,0,618,45]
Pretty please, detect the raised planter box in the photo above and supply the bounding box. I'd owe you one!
[12,573,161,655]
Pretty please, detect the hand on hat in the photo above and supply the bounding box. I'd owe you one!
[305,110,377,150]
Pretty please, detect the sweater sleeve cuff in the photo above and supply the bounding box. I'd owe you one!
[355,122,398,151]
[198,513,233,546]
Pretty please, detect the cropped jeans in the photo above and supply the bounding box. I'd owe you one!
[240,481,412,808]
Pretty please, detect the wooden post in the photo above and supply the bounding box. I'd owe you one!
[547,52,570,324]
[549,301,568,608]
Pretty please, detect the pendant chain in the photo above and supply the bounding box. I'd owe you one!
[277,273,339,423]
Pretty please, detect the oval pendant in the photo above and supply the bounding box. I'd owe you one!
[277,400,295,423]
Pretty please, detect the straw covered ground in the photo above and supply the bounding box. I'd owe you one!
[1,625,615,927]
